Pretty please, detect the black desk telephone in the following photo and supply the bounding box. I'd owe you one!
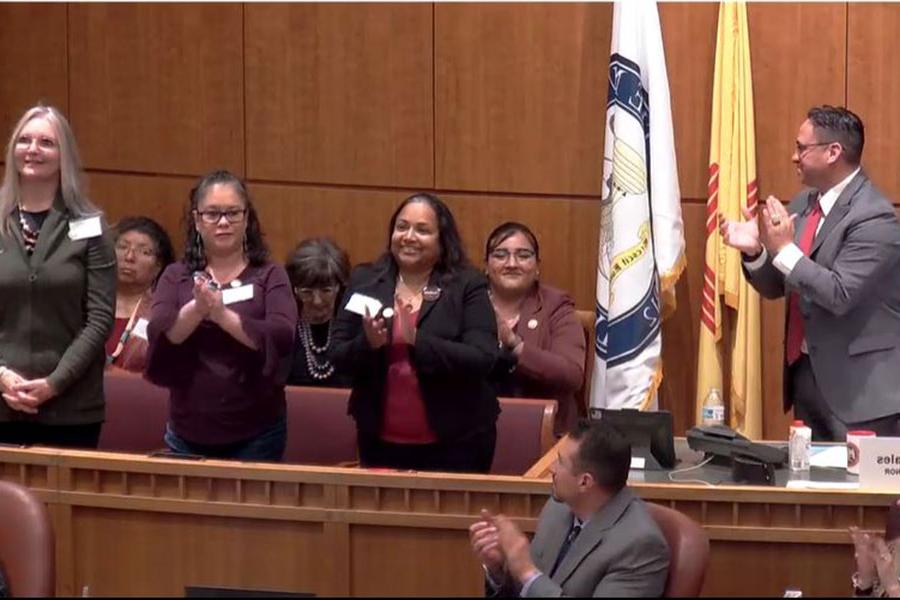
[687,424,788,466]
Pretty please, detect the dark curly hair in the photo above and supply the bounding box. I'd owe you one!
[182,170,269,272]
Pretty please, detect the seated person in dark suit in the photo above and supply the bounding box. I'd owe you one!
[469,419,669,597]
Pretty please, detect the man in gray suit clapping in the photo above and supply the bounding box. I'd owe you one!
[469,419,669,597]
[721,105,900,441]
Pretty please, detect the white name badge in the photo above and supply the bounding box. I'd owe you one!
[68,215,102,241]
[222,283,254,305]
[858,437,900,489]
[132,318,149,340]
[344,293,383,317]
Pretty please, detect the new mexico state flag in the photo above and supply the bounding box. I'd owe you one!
[695,1,762,439]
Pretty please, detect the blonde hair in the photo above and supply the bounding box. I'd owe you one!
[0,104,99,235]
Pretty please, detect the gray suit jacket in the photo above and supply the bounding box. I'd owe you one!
[495,488,669,597]
[744,171,900,423]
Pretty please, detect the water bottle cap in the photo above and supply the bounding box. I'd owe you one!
[793,420,805,426]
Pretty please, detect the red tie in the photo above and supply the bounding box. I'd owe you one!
[785,199,823,365]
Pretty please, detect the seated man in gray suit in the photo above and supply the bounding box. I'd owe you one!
[720,105,900,441]
[469,419,669,597]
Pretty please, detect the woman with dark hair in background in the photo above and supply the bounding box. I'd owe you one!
[0,104,116,449]
[331,192,499,473]
[106,216,175,372]
[485,222,585,435]
[286,237,352,387]
[145,170,296,461]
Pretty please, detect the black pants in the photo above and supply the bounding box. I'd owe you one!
[0,421,102,449]
[358,425,497,473]
[790,355,900,442]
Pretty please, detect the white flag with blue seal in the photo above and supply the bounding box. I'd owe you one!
[591,0,685,413]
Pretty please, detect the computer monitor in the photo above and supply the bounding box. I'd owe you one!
[591,408,677,470]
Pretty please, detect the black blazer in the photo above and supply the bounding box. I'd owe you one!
[330,262,500,442]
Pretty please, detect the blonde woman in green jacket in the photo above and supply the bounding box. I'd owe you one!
[0,105,116,449]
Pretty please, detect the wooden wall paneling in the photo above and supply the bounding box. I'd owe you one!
[350,526,482,596]
[72,508,323,596]
[847,3,900,204]
[435,3,611,195]
[748,3,847,202]
[244,3,434,188]
[88,172,196,254]
[250,184,402,269]
[0,3,68,134]
[658,3,719,200]
[705,540,851,597]
[67,4,244,176]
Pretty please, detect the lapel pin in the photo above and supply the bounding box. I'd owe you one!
[527,319,538,330]
[423,285,441,302]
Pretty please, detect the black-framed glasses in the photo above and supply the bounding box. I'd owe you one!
[195,208,247,224]
[489,248,537,262]
[795,140,838,155]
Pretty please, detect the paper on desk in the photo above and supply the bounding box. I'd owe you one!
[786,480,859,490]
[809,445,847,469]
[344,293,383,317]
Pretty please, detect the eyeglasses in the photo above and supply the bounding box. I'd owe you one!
[795,140,838,155]
[195,208,247,224]
[115,242,156,258]
[295,286,339,301]
[489,248,537,262]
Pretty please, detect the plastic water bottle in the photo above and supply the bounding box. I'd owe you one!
[789,420,811,472]
[701,388,725,426]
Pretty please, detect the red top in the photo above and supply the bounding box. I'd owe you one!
[380,308,437,444]
[105,317,129,359]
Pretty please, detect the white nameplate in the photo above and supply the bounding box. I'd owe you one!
[68,215,102,240]
[222,284,254,305]
[858,437,900,489]
[344,293,383,317]
[132,318,149,340]
[630,457,646,470]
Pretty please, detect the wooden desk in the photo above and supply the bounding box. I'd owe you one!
[0,444,891,597]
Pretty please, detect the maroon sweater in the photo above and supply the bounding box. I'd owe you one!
[145,262,297,445]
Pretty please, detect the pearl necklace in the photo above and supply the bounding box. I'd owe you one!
[297,321,334,381]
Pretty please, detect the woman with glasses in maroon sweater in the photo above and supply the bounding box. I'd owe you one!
[145,170,296,461]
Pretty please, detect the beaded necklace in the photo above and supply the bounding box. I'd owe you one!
[297,321,334,381]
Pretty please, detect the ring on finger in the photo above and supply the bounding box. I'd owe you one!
[771,217,782,226]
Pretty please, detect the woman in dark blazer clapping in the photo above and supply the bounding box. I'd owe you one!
[330,193,499,473]
[0,105,116,449]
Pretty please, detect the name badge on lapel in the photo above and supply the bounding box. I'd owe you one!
[68,216,102,241]
[132,318,149,340]
[222,284,254,305]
